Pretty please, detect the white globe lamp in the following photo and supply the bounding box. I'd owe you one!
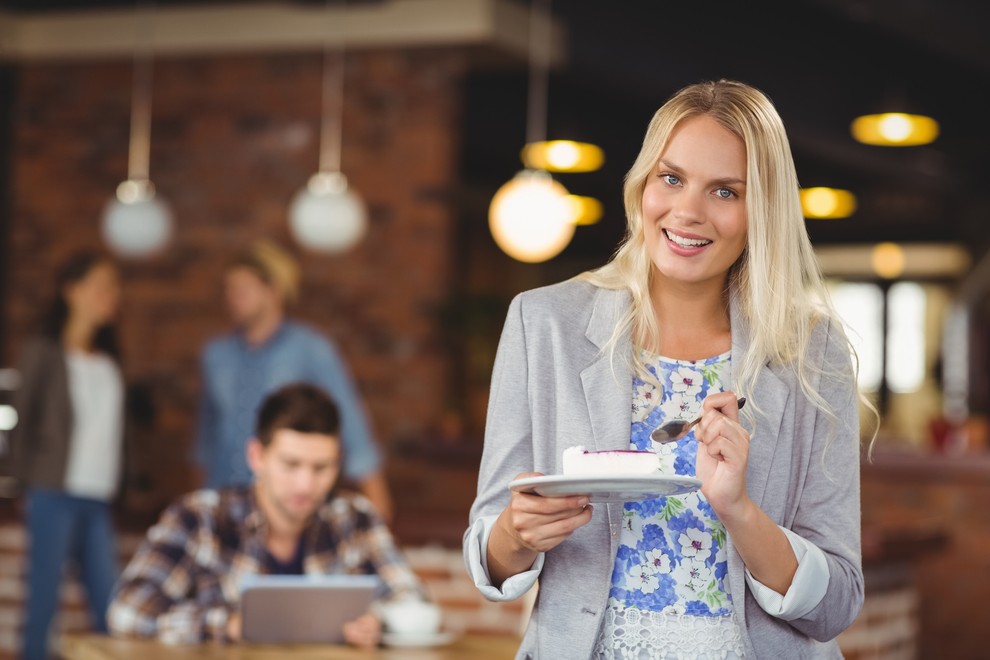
[288,171,367,253]
[489,170,574,263]
[101,179,173,258]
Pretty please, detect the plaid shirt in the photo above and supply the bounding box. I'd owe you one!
[107,486,424,644]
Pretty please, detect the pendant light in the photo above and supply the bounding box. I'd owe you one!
[488,0,574,263]
[851,112,939,146]
[101,0,172,258]
[565,194,603,225]
[288,0,367,254]
[521,139,604,173]
[851,89,939,147]
[800,187,857,219]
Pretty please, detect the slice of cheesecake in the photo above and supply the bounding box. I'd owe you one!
[561,445,659,476]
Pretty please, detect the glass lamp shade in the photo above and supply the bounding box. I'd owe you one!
[489,170,575,263]
[850,112,939,146]
[289,172,368,253]
[800,187,857,219]
[521,140,605,173]
[565,195,603,225]
[101,180,172,258]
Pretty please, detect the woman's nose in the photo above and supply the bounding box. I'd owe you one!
[671,191,704,223]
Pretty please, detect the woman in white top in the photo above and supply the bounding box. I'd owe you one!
[12,250,125,660]
[464,80,873,658]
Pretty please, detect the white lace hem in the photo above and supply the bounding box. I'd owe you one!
[593,604,746,660]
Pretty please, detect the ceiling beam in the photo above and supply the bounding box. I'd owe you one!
[0,0,565,63]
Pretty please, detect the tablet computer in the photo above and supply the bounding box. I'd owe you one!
[240,574,381,644]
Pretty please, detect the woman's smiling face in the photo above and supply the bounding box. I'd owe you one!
[642,114,749,292]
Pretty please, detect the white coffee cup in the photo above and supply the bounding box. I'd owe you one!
[380,600,442,635]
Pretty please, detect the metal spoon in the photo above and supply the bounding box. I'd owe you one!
[650,396,747,444]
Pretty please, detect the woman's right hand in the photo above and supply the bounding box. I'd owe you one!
[496,472,593,553]
[486,472,593,588]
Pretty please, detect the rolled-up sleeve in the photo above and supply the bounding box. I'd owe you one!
[464,514,543,601]
[745,525,830,620]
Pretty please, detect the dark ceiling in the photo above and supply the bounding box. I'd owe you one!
[4,0,990,264]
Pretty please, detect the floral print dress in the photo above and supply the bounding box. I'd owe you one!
[593,350,746,659]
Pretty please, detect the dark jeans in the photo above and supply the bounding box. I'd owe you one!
[21,488,118,660]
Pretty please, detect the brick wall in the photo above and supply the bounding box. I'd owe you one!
[403,545,533,639]
[0,524,25,658]
[2,48,467,512]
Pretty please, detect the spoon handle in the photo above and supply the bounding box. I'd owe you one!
[689,396,747,426]
[652,396,747,444]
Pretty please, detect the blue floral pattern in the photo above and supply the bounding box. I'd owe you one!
[608,350,733,616]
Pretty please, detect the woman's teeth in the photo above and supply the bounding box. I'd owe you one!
[664,229,712,248]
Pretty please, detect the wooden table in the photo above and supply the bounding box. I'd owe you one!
[60,633,521,659]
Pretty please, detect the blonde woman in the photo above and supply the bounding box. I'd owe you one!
[464,80,867,658]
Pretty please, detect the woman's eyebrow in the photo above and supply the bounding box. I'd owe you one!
[711,176,747,187]
[659,158,746,186]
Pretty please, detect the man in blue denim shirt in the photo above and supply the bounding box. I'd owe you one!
[196,240,393,521]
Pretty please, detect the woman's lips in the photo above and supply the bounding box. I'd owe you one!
[663,228,712,255]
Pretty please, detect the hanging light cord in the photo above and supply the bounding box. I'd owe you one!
[319,0,345,174]
[525,0,552,148]
[128,0,155,184]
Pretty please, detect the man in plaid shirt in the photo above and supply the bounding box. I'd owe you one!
[107,382,425,647]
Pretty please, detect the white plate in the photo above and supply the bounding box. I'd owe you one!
[508,474,701,503]
[382,631,456,648]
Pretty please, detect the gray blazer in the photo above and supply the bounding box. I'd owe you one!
[466,279,863,659]
[11,336,76,490]
[11,336,131,496]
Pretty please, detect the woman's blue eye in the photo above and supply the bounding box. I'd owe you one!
[715,187,735,199]
[661,174,680,186]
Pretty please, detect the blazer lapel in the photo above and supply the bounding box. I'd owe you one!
[729,292,789,510]
[580,287,633,453]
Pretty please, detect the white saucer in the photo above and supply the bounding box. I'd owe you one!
[508,474,701,503]
[382,630,456,648]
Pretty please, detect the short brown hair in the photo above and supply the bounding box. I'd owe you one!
[255,383,341,446]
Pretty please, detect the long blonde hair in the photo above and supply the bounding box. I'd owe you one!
[579,79,874,443]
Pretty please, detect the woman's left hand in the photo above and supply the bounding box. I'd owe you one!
[694,391,751,517]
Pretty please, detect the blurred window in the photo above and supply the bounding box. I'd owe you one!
[0,405,15,431]
[887,282,926,393]
[827,279,927,395]
[828,281,884,392]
